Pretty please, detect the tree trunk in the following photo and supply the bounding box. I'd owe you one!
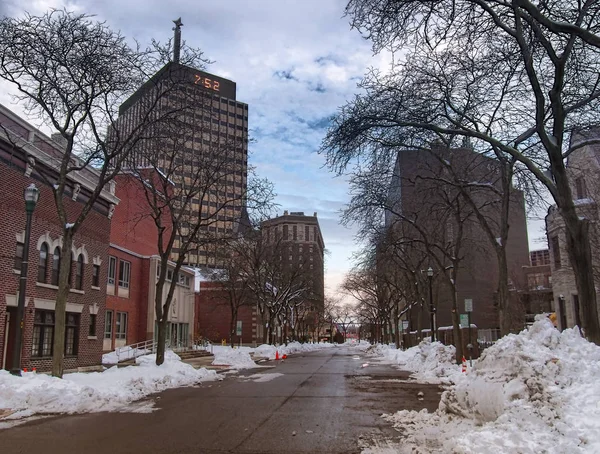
[417,303,423,342]
[451,287,463,363]
[230,307,238,348]
[497,251,512,335]
[52,231,74,378]
[156,318,167,365]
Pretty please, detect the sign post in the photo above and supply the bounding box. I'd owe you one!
[465,299,473,366]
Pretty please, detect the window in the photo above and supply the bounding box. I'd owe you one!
[116,312,128,339]
[65,313,79,356]
[38,243,48,282]
[32,310,54,357]
[305,226,309,241]
[104,310,113,339]
[118,260,130,289]
[89,313,97,337]
[283,225,289,240]
[293,225,297,240]
[167,268,173,281]
[108,256,116,285]
[51,247,61,286]
[92,264,100,287]
[551,236,561,269]
[75,254,84,290]
[14,241,24,270]
[575,177,587,200]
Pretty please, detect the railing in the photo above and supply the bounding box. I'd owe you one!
[193,339,213,354]
[115,339,157,362]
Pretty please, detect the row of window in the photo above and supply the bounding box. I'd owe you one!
[107,256,130,289]
[104,310,128,339]
[15,243,100,290]
[31,310,82,357]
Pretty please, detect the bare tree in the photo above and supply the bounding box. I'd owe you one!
[326,0,600,343]
[0,10,198,376]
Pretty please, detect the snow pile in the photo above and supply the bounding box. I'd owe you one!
[380,318,600,453]
[366,341,459,382]
[0,356,219,420]
[212,347,257,369]
[136,350,181,364]
[253,341,335,360]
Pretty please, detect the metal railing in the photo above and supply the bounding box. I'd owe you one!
[115,339,157,362]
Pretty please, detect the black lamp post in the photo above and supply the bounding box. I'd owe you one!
[10,183,40,376]
[427,267,436,342]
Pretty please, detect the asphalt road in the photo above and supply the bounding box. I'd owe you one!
[0,347,442,454]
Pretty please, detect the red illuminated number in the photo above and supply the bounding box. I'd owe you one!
[213,81,220,91]
[194,75,201,85]
[204,78,212,89]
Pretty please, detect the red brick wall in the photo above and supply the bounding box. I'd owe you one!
[195,282,256,345]
[0,153,110,372]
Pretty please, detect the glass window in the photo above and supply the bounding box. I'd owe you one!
[51,247,61,286]
[75,254,84,290]
[118,260,130,289]
[65,313,79,356]
[89,313,97,337]
[32,310,55,357]
[38,243,48,282]
[14,242,24,270]
[116,312,128,340]
[92,264,100,287]
[104,310,113,339]
[108,256,116,285]
[551,236,561,269]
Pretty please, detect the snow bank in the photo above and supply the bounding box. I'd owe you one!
[380,317,600,453]
[0,356,219,420]
[253,341,336,360]
[212,347,257,369]
[366,341,459,382]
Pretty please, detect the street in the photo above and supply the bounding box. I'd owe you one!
[0,347,442,454]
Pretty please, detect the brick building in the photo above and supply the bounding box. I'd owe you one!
[520,249,553,327]
[104,173,196,351]
[0,103,117,372]
[385,145,530,332]
[546,129,600,331]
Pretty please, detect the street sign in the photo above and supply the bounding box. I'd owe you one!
[236,320,242,336]
[460,314,469,328]
[402,321,410,332]
[465,298,473,312]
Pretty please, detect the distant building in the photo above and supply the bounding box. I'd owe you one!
[520,249,553,327]
[0,103,117,372]
[546,129,600,331]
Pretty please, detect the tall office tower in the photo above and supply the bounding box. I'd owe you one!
[117,19,248,267]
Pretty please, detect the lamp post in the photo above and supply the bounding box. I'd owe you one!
[10,183,40,376]
[427,267,435,342]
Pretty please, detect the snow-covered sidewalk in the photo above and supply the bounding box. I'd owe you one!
[0,352,219,421]
[363,317,600,453]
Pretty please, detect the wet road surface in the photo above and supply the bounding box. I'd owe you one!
[0,347,442,453]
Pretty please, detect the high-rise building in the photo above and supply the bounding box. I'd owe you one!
[117,20,248,268]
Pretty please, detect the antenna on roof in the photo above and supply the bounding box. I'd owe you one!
[172,18,183,63]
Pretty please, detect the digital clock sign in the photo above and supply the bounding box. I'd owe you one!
[194,74,220,92]
[188,68,236,100]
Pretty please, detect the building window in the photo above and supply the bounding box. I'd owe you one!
[293,225,297,240]
[75,254,84,290]
[104,310,113,339]
[551,236,561,269]
[108,256,116,285]
[116,312,128,339]
[305,226,309,241]
[575,177,587,200]
[89,313,97,337]
[92,264,100,287]
[118,260,130,289]
[32,310,54,357]
[14,241,24,270]
[65,313,80,356]
[283,225,289,240]
[51,247,61,285]
[38,243,48,282]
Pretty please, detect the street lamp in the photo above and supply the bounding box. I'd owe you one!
[427,267,436,342]
[11,183,40,376]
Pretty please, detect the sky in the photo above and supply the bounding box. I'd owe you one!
[0,0,548,300]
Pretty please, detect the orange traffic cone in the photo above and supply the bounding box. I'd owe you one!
[275,350,279,360]
[461,356,467,373]
[282,354,287,359]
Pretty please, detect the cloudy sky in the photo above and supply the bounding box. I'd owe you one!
[1,0,547,299]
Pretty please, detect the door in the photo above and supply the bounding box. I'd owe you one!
[170,323,178,348]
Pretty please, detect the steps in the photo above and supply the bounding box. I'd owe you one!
[177,350,214,360]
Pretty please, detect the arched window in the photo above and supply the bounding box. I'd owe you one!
[38,243,48,282]
[75,254,84,290]
[51,247,61,286]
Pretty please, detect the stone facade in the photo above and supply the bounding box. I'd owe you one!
[0,103,116,372]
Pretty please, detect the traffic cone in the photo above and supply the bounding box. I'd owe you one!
[461,356,467,373]
[275,350,279,360]
[282,354,287,359]
[32,368,37,373]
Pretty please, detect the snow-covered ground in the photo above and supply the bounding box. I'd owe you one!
[0,352,219,421]
[363,317,600,453]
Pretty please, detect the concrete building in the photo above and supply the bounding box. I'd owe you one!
[385,145,530,332]
[105,173,196,351]
[0,103,117,372]
[117,23,248,269]
[546,130,600,331]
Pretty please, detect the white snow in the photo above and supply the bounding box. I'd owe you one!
[365,317,600,453]
[212,347,257,369]
[212,341,336,367]
[243,373,284,383]
[253,341,336,360]
[0,355,219,420]
[65,222,74,229]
